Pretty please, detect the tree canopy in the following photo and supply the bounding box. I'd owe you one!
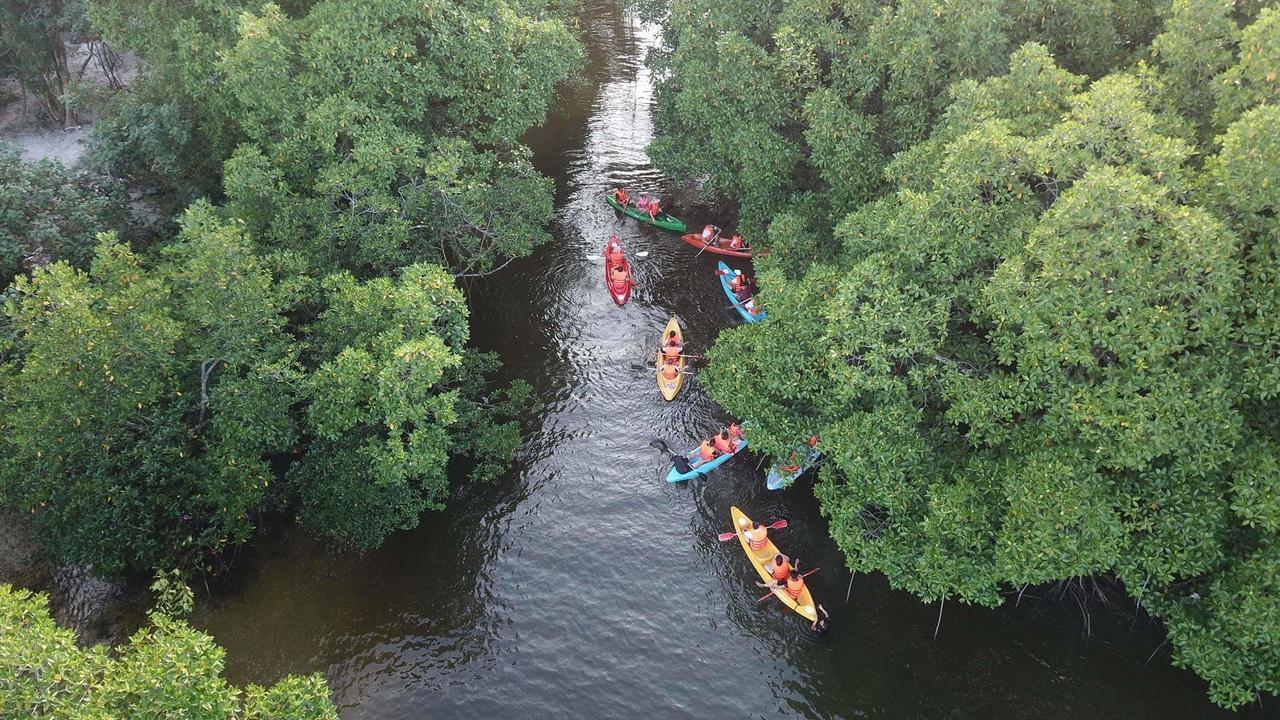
[656,2,1280,708]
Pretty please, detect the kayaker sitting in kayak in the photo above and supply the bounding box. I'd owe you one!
[742,521,769,553]
[606,235,624,261]
[689,438,718,467]
[644,196,662,221]
[727,233,748,251]
[700,224,722,245]
[660,358,680,381]
[713,428,735,455]
[761,568,808,600]
[764,553,794,583]
[610,264,630,286]
[728,422,743,443]
[663,341,681,364]
[612,188,629,207]
[664,329,683,351]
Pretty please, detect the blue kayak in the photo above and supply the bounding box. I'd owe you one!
[717,261,765,323]
[766,449,821,490]
[665,438,749,483]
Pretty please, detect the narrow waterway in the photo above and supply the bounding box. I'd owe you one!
[193,5,1265,718]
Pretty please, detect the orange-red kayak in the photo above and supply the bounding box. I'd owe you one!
[680,233,754,258]
[604,239,633,305]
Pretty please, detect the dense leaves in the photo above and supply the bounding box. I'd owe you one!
[90,0,582,278]
[658,2,1280,708]
[0,206,298,576]
[0,145,130,287]
[0,583,337,719]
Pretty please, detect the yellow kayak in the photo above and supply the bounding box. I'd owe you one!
[656,317,685,401]
[730,506,817,621]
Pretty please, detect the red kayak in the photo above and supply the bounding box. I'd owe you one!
[680,233,755,259]
[603,238,633,305]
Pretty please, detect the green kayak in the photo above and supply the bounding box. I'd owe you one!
[605,194,687,233]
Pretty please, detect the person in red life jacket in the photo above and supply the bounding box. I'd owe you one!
[660,358,680,381]
[612,188,629,207]
[610,264,629,286]
[665,329,683,350]
[742,521,769,553]
[713,428,735,455]
[727,422,744,445]
[700,223,722,245]
[727,233,747,251]
[663,341,681,364]
[763,553,793,583]
[729,269,747,294]
[688,437,718,467]
[646,196,662,221]
[605,236,625,264]
[779,452,802,475]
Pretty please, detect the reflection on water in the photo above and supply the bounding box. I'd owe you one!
[192,3,1263,718]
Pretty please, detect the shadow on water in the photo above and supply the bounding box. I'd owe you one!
[192,3,1276,718]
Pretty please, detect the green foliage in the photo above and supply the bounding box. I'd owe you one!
[0,145,130,288]
[90,0,582,278]
[0,583,338,719]
[647,0,1157,235]
[678,24,1280,706]
[0,206,299,577]
[289,264,467,547]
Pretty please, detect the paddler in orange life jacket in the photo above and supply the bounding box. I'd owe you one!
[646,196,662,221]
[764,553,794,583]
[663,334,682,364]
[713,428,734,455]
[605,235,624,264]
[727,422,744,445]
[781,435,819,473]
[612,187,629,207]
[742,521,769,553]
[610,264,629,286]
[660,357,680,381]
[692,437,718,467]
[727,232,747,251]
[700,224,722,245]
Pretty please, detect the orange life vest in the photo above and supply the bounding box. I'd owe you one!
[729,234,744,249]
[747,526,768,550]
[698,441,716,461]
[611,267,628,283]
[664,344,680,361]
[615,189,628,205]
[714,434,733,454]
[730,275,745,292]
[728,423,743,440]
[662,363,679,380]
[785,574,805,599]
[771,559,791,581]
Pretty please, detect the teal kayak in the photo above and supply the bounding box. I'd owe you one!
[718,261,765,323]
[605,194,687,233]
[766,449,821,490]
[665,438,749,483]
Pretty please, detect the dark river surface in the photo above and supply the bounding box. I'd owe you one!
[193,4,1270,718]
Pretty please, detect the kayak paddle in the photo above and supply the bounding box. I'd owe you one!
[717,519,788,541]
[758,568,820,601]
[649,438,694,475]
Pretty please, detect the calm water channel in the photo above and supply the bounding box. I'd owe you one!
[193,5,1271,718]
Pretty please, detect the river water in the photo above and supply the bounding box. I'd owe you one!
[193,5,1267,718]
